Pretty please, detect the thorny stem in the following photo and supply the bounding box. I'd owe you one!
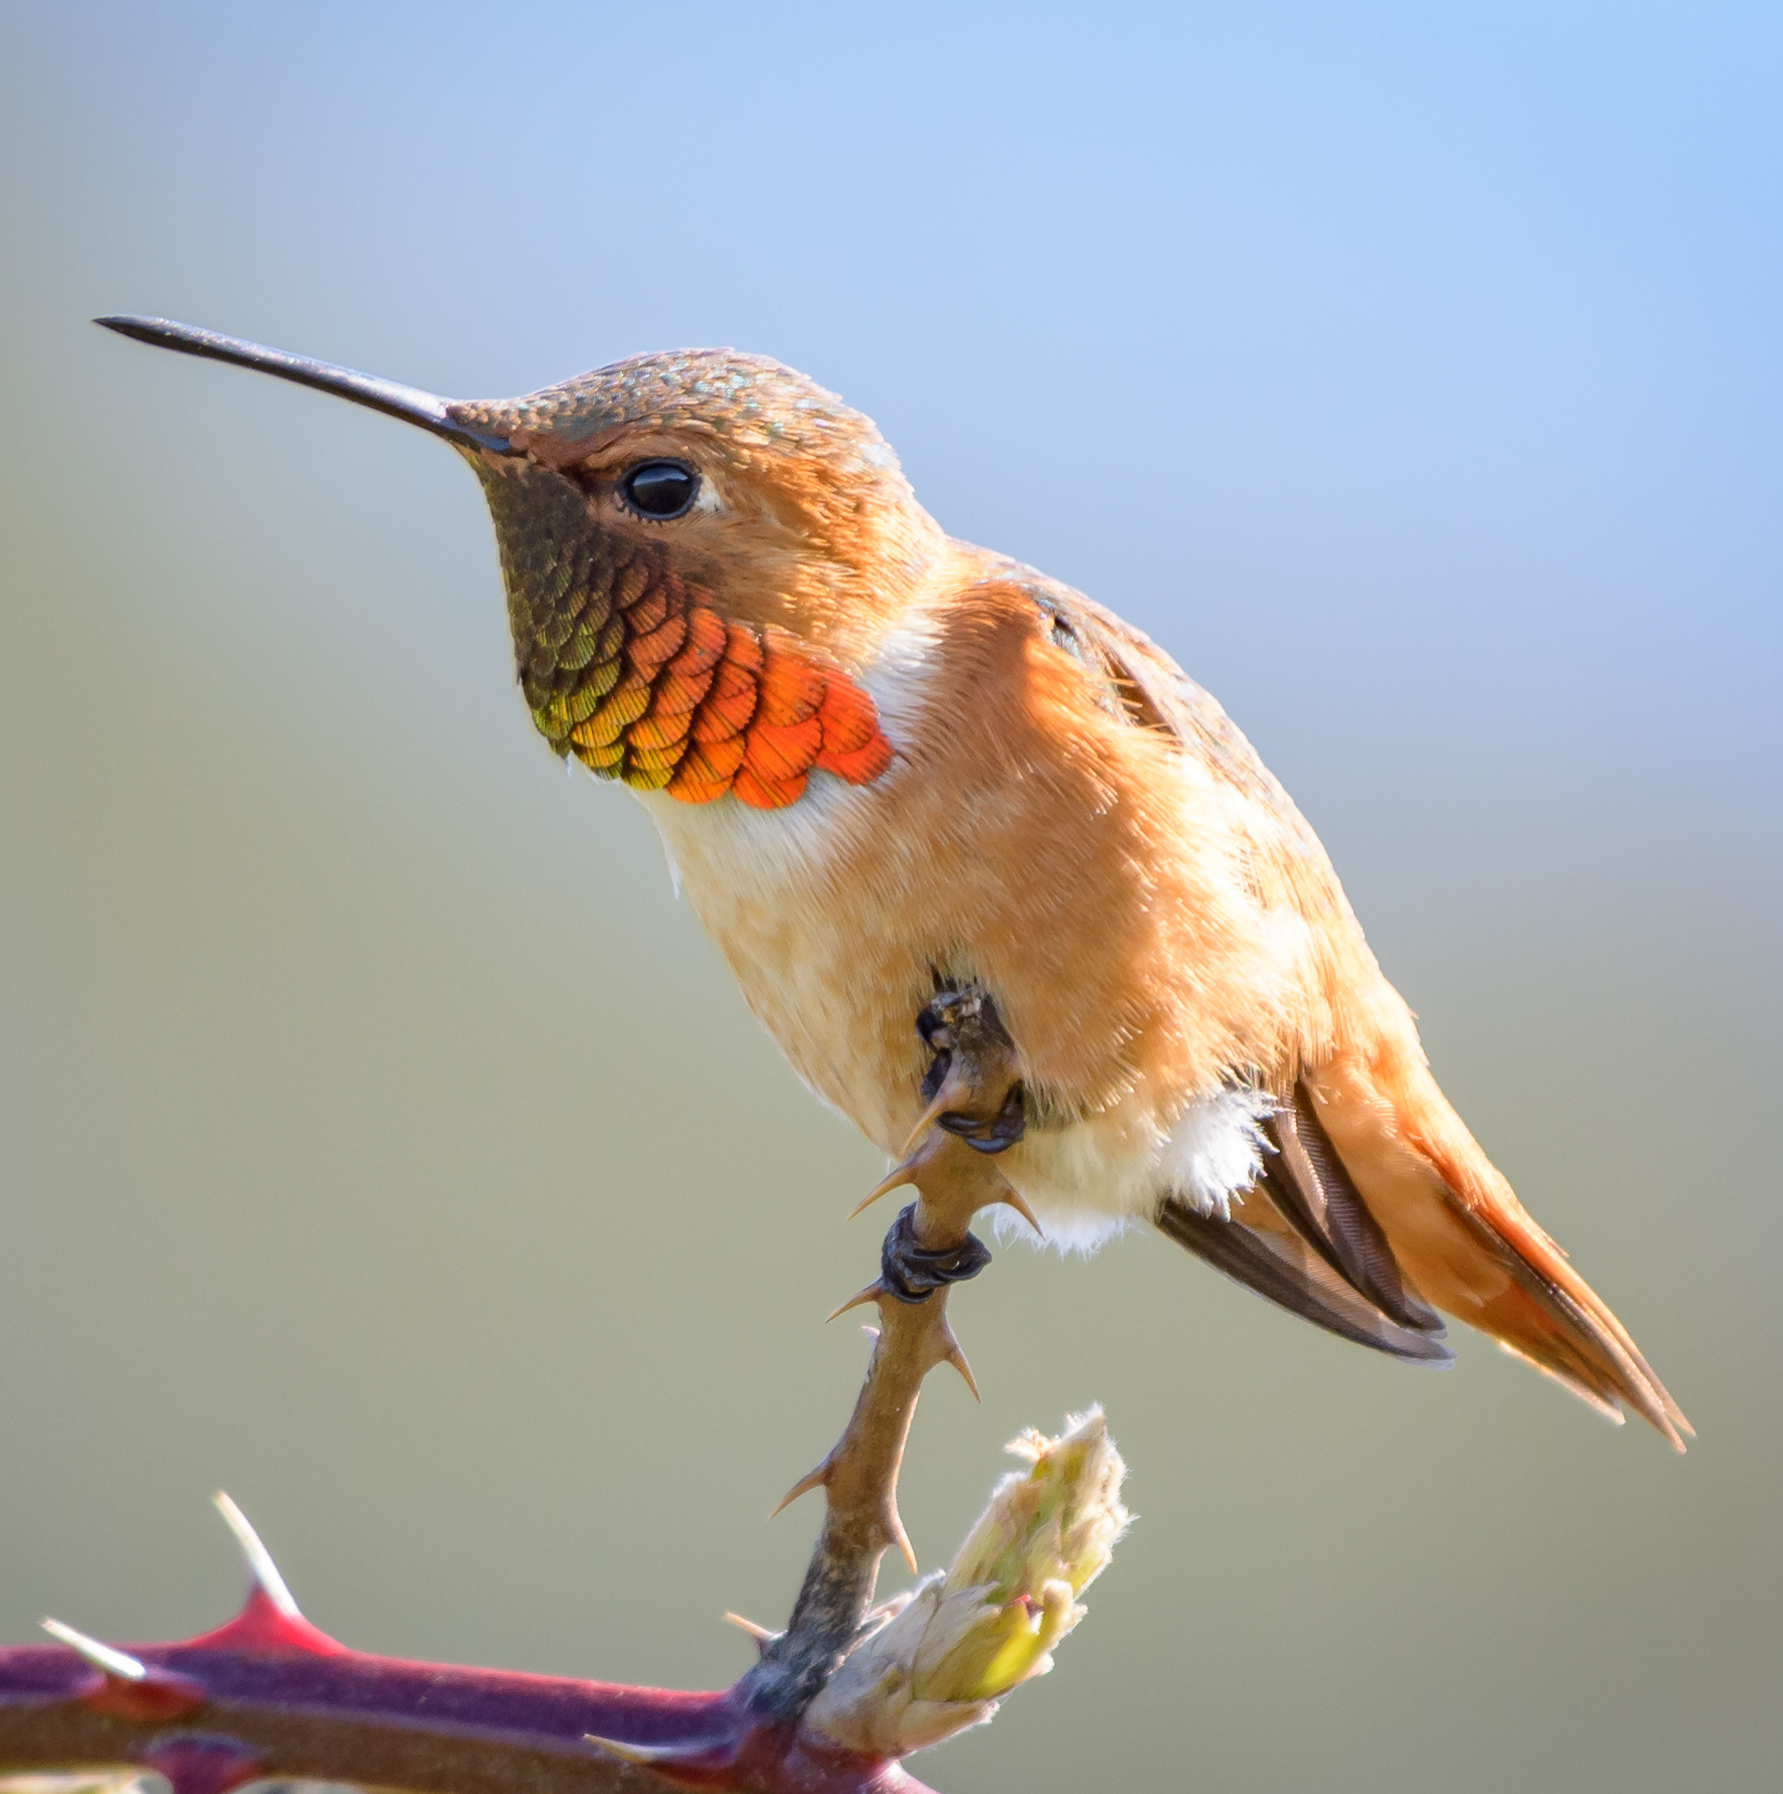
[745,1260,967,1719]
[743,992,1026,1726]
[0,1659,695,1794]
[0,1543,719,1794]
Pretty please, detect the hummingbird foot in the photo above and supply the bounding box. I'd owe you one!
[903,984,1027,1156]
[879,1202,990,1303]
[853,979,1042,1237]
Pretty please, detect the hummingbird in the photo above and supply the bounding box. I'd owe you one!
[97,316,1688,1448]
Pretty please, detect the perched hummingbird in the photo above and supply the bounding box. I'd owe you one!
[99,316,1688,1447]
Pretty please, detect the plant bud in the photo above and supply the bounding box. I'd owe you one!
[803,1408,1131,1758]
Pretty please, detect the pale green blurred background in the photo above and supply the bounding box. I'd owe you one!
[2,4,1779,1790]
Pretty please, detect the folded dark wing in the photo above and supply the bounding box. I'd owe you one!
[1156,1190,1453,1365]
[1257,1081,1445,1333]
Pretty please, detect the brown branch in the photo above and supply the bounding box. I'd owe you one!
[742,1185,986,1720]
[738,988,1027,1730]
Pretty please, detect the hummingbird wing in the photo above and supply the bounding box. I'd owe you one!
[1038,582,1690,1444]
[1157,1190,1453,1365]
[1257,1081,1444,1335]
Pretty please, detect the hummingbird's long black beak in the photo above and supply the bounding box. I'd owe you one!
[94,316,518,457]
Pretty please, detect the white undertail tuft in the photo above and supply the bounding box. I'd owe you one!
[1159,1086,1273,1219]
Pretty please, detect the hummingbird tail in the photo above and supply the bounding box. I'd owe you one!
[1305,1056,1692,1448]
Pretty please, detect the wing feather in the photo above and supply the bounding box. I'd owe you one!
[1157,1192,1453,1366]
[1259,1081,1443,1334]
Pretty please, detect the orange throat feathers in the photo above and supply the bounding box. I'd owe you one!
[480,458,894,810]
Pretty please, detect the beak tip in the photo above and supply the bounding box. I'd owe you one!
[84,314,515,458]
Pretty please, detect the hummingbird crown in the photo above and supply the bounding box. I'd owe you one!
[452,348,898,480]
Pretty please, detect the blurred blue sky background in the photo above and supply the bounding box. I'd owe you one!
[2,4,1779,1790]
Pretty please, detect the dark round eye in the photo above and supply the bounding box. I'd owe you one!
[619,459,699,519]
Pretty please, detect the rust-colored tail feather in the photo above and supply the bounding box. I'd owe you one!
[1306,1059,1691,1449]
[1440,1188,1692,1447]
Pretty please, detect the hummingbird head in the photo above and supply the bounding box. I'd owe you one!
[98,319,936,808]
[455,347,941,633]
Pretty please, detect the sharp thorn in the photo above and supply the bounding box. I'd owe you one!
[585,1733,702,1767]
[999,1186,1045,1238]
[41,1618,145,1681]
[945,1340,981,1401]
[899,1065,974,1158]
[213,1491,302,1619]
[770,1460,830,1519]
[849,1162,918,1220]
[898,1099,951,1160]
[826,1280,885,1323]
[886,1503,919,1577]
[722,1610,776,1644]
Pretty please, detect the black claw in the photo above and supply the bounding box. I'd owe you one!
[938,1080,1027,1153]
[914,983,1026,1153]
[880,1204,992,1303]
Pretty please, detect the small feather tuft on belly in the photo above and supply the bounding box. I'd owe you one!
[1160,1087,1274,1219]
